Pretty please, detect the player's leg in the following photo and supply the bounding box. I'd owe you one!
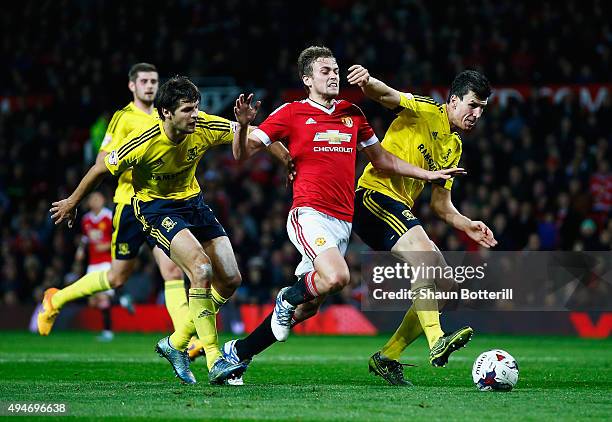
[352,188,422,385]
[166,229,245,383]
[37,254,132,336]
[270,208,351,341]
[229,207,351,366]
[37,202,140,335]
[391,228,472,367]
[152,246,189,332]
[89,292,114,342]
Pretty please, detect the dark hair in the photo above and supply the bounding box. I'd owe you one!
[154,76,201,120]
[128,63,157,82]
[448,70,491,102]
[298,45,334,80]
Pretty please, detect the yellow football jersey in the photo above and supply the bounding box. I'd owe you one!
[104,111,235,202]
[100,102,159,204]
[358,94,462,208]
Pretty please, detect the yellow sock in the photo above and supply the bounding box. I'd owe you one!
[51,270,110,309]
[210,285,228,314]
[169,318,196,351]
[164,280,189,330]
[413,286,444,348]
[189,287,220,370]
[381,306,423,360]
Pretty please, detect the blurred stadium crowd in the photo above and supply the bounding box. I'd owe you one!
[1,0,610,307]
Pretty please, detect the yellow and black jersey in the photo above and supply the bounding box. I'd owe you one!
[358,93,462,208]
[100,102,159,204]
[104,111,235,202]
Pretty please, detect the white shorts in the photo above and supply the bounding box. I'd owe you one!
[286,207,352,276]
[86,261,113,295]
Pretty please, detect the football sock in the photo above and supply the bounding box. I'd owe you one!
[282,271,318,306]
[164,279,189,331]
[210,284,228,314]
[51,270,110,309]
[412,286,444,348]
[381,305,423,361]
[169,319,196,351]
[189,287,221,370]
[235,312,276,361]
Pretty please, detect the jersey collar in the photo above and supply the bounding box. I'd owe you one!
[441,104,453,135]
[305,98,337,115]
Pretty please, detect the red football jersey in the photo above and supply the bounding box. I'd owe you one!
[253,99,377,221]
[81,208,113,265]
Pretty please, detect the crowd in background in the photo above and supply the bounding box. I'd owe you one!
[1,0,610,307]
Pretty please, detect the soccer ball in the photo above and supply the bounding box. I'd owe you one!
[472,349,519,391]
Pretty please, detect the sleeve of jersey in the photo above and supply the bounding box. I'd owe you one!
[100,110,124,152]
[392,93,420,117]
[104,129,146,176]
[356,115,379,150]
[198,114,235,146]
[251,103,291,146]
[441,145,463,191]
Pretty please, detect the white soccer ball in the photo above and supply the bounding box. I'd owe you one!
[472,349,519,391]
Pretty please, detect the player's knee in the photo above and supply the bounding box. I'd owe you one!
[189,256,213,286]
[321,269,350,293]
[160,263,183,282]
[107,268,128,288]
[217,270,242,290]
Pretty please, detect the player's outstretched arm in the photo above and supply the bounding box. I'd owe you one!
[430,185,498,248]
[233,93,262,161]
[50,162,109,228]
[347,65,402,109]
[363,142,466,182]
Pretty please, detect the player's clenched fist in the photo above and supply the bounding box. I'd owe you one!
[347,65,370,87]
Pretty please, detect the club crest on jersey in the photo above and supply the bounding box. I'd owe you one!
[341,116,353,127]
[315,237,326,246]
[402,210,417,220]
[186,146,198,161]
[161,217,177,232]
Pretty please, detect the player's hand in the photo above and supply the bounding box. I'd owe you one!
[426,167,467,182]
[286,159,297,186]
[50,198,78,228]
[465,221,498,248]
[234,93,260,126]
[347,65,370,87]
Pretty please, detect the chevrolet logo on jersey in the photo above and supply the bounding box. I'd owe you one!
[313,130,352,145]
[313,130,353,153]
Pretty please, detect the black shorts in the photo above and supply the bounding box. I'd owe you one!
[111,203,147,260]
[132,193,227,258]
[353,188,422,251]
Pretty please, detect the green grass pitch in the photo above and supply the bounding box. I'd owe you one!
[0,331,610,421]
